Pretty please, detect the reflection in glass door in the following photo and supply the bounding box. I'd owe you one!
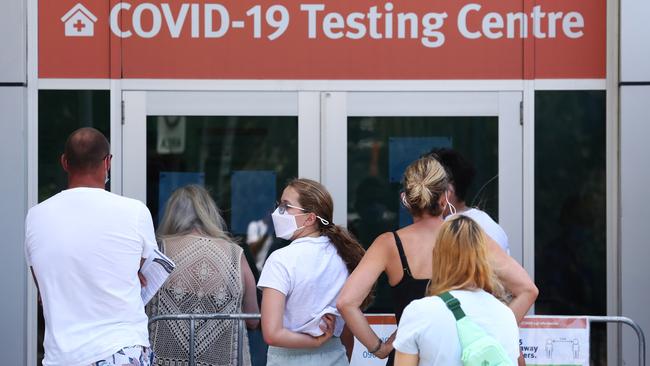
[146,115,298,232]
[347,116,499,244]
[123,91,303,224]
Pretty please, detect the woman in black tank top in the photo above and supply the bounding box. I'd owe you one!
[391,231,430,323]
[388,232,431,365]
[337,157,449,365]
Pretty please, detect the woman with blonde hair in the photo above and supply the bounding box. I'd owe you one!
[149,185,259,366]
[337,156,537,365]
[258,178,368,366]
[393,215,520,365]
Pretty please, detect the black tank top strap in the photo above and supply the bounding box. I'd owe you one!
[392,231,413,277]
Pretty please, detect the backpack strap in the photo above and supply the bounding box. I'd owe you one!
[438,291,466,321]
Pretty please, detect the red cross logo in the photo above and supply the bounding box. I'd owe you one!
[62,4,97,37]
[73,19,86,32]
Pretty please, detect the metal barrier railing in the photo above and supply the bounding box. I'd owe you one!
[150,314,645,366]
[586,316,646,366]
[149,313,261,366]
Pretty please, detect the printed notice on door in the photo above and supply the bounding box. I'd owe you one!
[519,316,590,366]
[350,315,396,366]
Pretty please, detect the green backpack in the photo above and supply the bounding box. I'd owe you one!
[438,291,515,366]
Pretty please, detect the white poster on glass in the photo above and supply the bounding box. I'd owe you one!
[519,316,590,366]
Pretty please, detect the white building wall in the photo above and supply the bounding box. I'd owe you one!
[620,87,650,365]
[620,0,650,82]
[0,0,26,82]
[0,0,28,364]
[620,0,650,364]
[0,87,27,366]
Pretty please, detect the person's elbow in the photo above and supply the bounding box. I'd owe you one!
[526,282,539,302]
[510,271,539,303]
[336,294,358,316]
[262,328,280,346]
[514,280,539,308]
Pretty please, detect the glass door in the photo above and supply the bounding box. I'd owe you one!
[321,92,523,313]
[325,92,523,257]
[122,89,523,267]
[121,91,320,267]
[122,91,523,262]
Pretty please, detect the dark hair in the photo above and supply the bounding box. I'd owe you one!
[287,178,373,309]
[63,127,110,172]
[428,148,476,203]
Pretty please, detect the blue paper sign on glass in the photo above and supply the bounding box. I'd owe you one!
[231,170,277,235]
[158,171,206,224]
[388,137,452,183]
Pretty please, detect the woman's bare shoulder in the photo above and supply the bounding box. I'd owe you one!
[369,231,397,251]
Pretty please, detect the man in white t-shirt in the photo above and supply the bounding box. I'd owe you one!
[429,148,510,254]
[24,128,157,366]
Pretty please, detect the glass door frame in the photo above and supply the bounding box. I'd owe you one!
[121,89,524,264]
[321,91,524,264]
[121,90,321,205]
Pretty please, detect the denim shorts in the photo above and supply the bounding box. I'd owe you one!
[90,345,154,366]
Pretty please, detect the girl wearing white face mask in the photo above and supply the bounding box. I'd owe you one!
[258,178,370,366]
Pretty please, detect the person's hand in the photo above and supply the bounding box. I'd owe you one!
[314,314,336,347]
[373,331,396,359]
[518,352,527,366]
[373,340,393,359]
[138,271,147,287]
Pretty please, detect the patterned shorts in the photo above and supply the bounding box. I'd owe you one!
[91,345,154,366]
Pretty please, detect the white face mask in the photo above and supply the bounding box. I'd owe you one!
[271,207,306,240]
[104,168,110,185]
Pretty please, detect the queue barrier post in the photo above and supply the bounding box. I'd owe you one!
[585,316,645,366]
[149,313,262,366]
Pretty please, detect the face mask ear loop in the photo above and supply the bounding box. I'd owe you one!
[317,216,330,226]
[299,213,329,229]
[401,192,410,209]
[446,191,457,216]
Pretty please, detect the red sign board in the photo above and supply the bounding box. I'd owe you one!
[40,0,606,79]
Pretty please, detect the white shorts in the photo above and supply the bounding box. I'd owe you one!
[267,337,348,366]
